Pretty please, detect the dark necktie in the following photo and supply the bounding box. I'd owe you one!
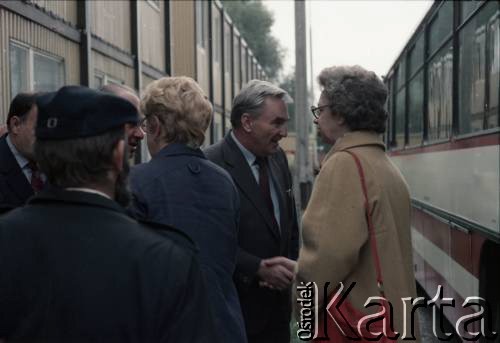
[255,157,278,229]
[28,162,44,193]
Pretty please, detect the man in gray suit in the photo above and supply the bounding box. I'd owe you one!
[205,80,299,343]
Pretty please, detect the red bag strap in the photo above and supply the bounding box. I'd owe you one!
[343,150,385,297]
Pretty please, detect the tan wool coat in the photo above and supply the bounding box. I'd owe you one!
[296,131,419,341]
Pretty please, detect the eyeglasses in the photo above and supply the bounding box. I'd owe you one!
[310,104,331,119]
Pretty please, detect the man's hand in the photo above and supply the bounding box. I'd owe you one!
[0,124,7,136]
[257,256,297,290]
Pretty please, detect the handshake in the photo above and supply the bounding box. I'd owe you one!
[257,256,297,291]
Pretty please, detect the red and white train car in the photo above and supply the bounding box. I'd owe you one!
[385,1,499,339]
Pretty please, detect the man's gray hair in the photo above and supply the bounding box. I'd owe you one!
[230,79,293,128]
[100,83,138,96]
[318,65,388,133]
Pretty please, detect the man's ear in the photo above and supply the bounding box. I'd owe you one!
[148,116,162,140]
[112,139,126,173]
[9,116,22,134]
[241,113,253,133]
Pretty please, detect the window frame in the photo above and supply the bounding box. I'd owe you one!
[9,40,65,99]
[455,0,499,139]
[385,0,499,152]
[146,0,160,12]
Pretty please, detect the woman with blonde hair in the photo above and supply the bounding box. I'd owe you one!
[129,76,246,342]
[296,66,419,341]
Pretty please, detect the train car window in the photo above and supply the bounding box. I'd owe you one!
[396,87,406,147]
[408,71,424,146]
[409,33,425,78]
[397,57,406,90]
[461,1,482,24]
[429,1,453,56]
[458,2,497,134]
[385,78,393,147]
[427,42,453,141]
[487,6,499,129]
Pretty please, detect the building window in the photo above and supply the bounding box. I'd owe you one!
[196,1,208,49]
[146,0,160,11]
[224,25,232,74]
[10,44,29,99]
[94,72,124,89]
[213,8,221,64]
[233,36,240,88]
[9,41,65,99]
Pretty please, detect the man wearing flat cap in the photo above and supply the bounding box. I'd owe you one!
[0,86,216,342]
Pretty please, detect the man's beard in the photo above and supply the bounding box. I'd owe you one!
[114,147,131,207]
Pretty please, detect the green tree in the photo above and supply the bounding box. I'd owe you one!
[222,0,284,80]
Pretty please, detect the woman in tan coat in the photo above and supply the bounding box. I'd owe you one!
[296,65,419,341]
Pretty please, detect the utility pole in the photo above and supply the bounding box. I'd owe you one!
[294,0,310,210]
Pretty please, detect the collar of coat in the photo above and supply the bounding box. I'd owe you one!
[28,187,127,215]
[323,131,386,164]
[154,142,206,160]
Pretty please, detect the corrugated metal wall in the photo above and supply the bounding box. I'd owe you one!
[141,74,157,93]
[0,8,80,121]
[171,0,195,78]
[0,0,267,137]
[91,0,131,52]
[27,0,78,26]
[140,0,165,72]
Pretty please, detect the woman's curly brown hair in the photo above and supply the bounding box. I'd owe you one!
[318,65,388,133]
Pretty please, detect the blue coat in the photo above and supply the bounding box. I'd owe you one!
[129,143,246,343]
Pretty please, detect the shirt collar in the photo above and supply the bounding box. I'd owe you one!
[65,187,112,200]
[6,134,30,169]
[231,131,257,166]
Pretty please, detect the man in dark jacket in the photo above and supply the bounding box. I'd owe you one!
[0,86,216,342]
[205,80,300,343]
[0,93,43,213]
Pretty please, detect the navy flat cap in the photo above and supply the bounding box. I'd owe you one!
[36,85,139,140]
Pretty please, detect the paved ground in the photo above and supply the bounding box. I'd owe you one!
[418,301,459,342]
